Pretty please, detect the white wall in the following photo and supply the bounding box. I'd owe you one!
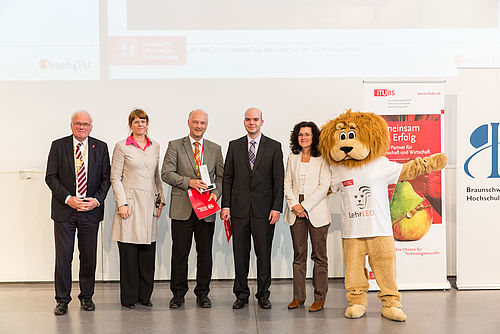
[2,0,498,284]
[0,76,462,282]
[0,167,457,282]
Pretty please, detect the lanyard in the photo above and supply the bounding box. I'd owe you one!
[73,140,87,176]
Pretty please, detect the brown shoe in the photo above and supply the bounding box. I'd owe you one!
[288,299,305,309]
[308,300,324,312]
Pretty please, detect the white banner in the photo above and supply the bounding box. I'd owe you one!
[456,69,500,289]
[363,81,450,290]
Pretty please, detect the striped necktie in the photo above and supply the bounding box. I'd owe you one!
[194,142,201,176]
[249,140,256,170]
[76,143,87,196]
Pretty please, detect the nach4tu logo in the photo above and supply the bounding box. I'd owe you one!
[464,123,499,178]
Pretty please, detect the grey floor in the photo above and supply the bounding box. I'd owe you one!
[1,279,499,334]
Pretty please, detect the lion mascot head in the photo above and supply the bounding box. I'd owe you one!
[319,110,389,168]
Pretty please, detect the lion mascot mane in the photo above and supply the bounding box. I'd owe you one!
[319,110,447,322]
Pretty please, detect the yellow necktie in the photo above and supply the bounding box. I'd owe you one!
[194,142,201,176]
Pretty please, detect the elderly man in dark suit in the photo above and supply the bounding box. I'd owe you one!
[221,107,284,310]
[45,110,111,316]
[161,109,224,309]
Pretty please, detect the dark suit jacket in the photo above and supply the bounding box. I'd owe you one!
[45,135,111,223]
[222,134,284,219]
[161,136,224,222]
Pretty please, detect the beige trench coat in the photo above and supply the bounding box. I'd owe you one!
[110,139,165,244]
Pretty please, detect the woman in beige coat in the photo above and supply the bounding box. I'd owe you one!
[111,109,165,309]
[284,121,331,312]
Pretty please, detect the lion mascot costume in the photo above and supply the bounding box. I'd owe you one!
[319,110,447,322]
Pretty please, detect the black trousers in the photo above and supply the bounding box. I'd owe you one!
[232,210,275,300]
[53,211,99,303]
[117,241,156,305]
[171,210,215,297]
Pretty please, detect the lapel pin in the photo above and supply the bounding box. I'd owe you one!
[92,144,95,149]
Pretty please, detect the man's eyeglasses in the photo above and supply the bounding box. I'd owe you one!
[73,122,92,128]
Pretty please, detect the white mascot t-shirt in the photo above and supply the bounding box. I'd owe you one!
[330,157,402,238]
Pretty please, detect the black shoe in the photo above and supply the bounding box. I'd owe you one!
[80,298,95,311]
[140,300,153,307]
[232,298,249,309]
[258,298,272,309]
[196,295,212,308]
[169,296,184,309]
[54,302,68,316]
[121,303,136,309]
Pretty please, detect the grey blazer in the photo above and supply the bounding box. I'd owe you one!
[161,136,224,222]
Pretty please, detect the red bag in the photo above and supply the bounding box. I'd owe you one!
[224,218,232,242]
[187,189,221,220]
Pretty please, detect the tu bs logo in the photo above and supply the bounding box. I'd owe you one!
[464,123,499,178]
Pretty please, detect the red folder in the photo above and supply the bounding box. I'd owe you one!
[224,219,232,242]
[187,189,221,220]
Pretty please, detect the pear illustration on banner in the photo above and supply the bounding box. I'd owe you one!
[390,181,433,241]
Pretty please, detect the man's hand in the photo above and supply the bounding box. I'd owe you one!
[189,179,207,193]
[221,208,230,221]
[118,205,131,219]
[67,196,86,211]
[208,193,218,202]
[81,197,99,211]
[268,210,280,225]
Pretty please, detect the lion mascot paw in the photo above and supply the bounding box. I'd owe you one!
[382,306,407,322]
[319,110,447,322]
[345,304,366,319]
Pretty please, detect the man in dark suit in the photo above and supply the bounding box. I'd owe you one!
[221,107,284,309]
[161,109,224,309]
[45,110,111,316]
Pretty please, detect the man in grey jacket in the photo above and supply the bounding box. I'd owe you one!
[161,109,224,309]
